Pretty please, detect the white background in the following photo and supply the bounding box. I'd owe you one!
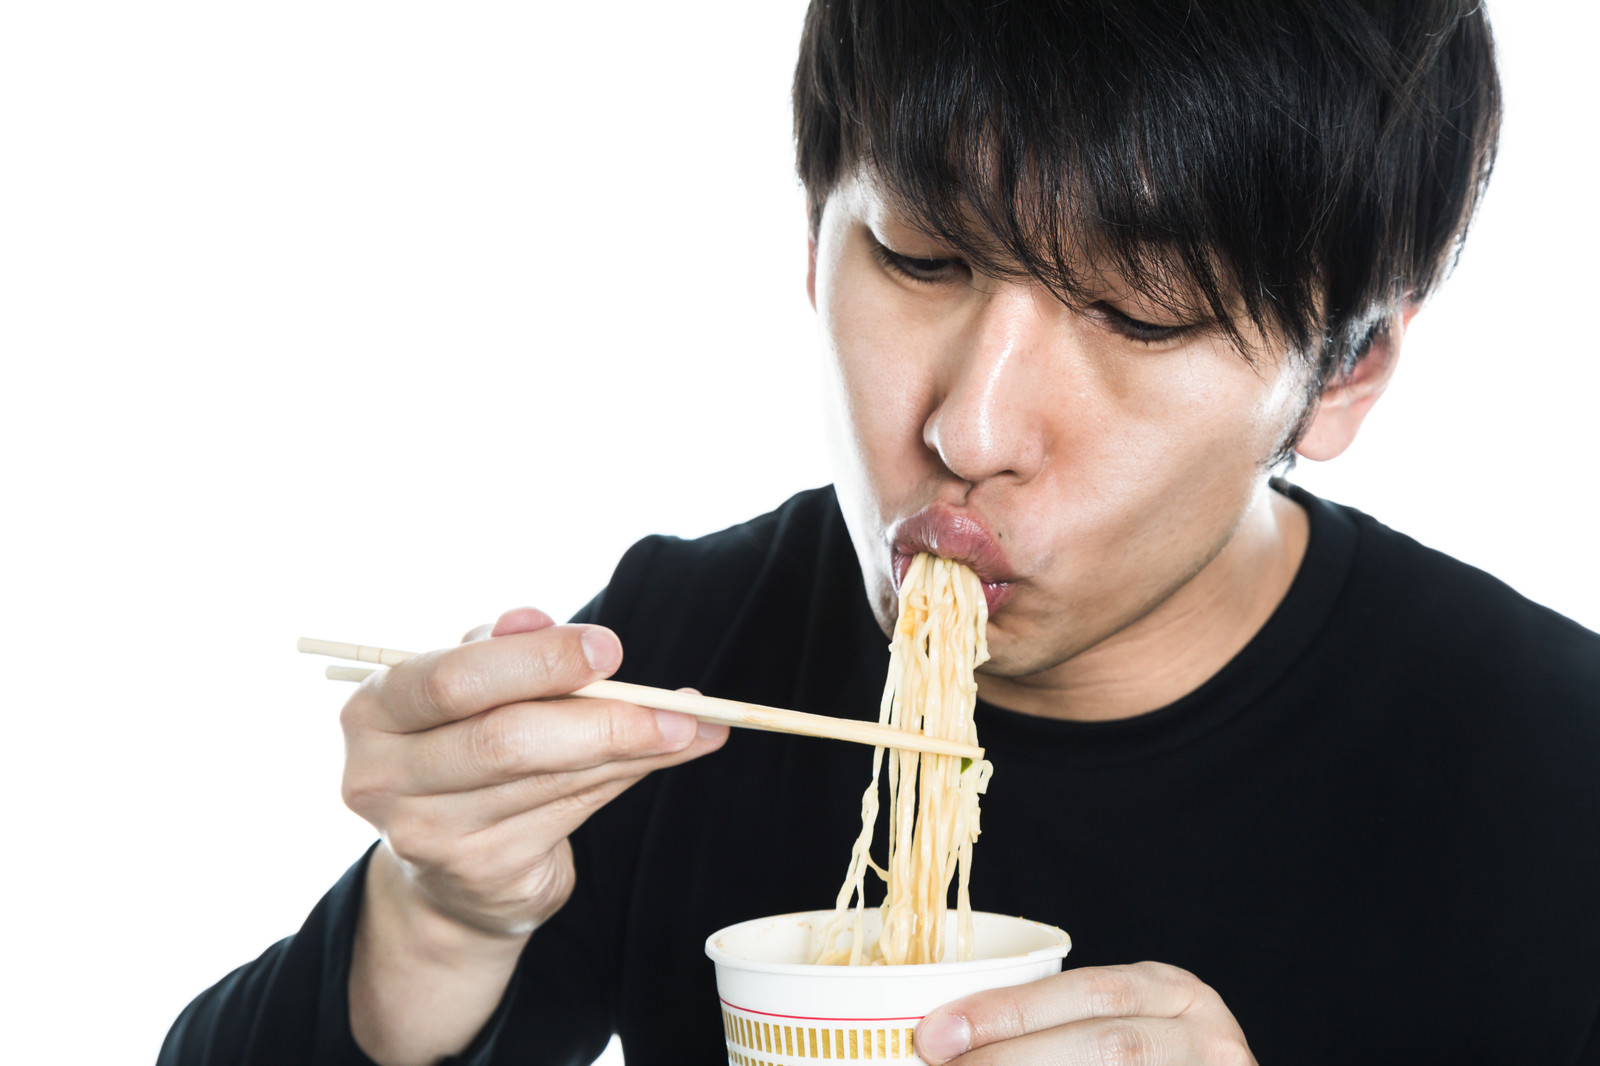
[2,2,1594,1062]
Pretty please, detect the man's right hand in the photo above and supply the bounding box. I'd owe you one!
[339,607,729,1065]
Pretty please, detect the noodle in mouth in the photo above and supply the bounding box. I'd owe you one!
[814,553,993,965]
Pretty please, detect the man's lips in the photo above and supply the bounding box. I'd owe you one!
[889,507,1018,615]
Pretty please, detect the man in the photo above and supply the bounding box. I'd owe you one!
[162,1,1600,1063]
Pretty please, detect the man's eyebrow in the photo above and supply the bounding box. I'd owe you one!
[865,209,948,242]
[870,222,953,249]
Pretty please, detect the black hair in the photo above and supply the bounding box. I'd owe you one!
[793,0,1501,413]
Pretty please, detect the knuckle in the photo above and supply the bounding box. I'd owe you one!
[1153,961,1214,1016]
[420,656,481,717]
[464,710,532,778]
[521,630,587,691]
[592,704,656,759]
[993,995,1033,1042]
[1084,968,1142,1017]
[340,767,378,816]
[337,682,383,737]
[1093,1022,1157,1066]
[959,988,1034,1047]
[337,695,362,737]
[1210,1041,1255,1066]
[1152,960,1199,987]
[340,754,396,820]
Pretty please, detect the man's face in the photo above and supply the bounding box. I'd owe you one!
[810,171,1315,712]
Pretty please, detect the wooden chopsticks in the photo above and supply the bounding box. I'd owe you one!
[298,637,984,760]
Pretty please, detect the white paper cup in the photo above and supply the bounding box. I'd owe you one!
[705,910,1071,1065]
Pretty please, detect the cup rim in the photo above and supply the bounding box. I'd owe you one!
[704,909,1072,978]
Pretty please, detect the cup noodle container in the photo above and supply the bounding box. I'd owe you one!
[705,910,1071,1065]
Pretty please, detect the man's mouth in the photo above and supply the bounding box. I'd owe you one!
[889,506,1018,615]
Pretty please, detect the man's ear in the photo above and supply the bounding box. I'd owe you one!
[1295,305,1416,462]
[806,209,819,307]
[806,231,818,310]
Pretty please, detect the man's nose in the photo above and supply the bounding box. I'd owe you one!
[921,283,1052,487]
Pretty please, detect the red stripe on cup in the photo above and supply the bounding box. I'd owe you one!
[719,997,922,1023]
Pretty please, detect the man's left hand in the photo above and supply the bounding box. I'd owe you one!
[915,961,1257,1065]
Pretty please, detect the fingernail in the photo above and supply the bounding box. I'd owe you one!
[917,1013,970,1063]
[581,627,621,672]
[654,709,696,748]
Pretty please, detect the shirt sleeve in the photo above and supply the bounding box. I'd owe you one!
[157,848,384,1066]
[156,848,566,1066]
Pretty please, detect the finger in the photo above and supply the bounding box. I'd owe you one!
[352,720,730,869]
[456,772,654,859]
[376,774,640,881]
[349,624,624,734]
[458,728,727,832]
[463,607,555,644]
[930,1016,1202,1066]
[670,685,731,748]
[917,963,1202,1063]
[369,696,728,796]
[489,607,556,638]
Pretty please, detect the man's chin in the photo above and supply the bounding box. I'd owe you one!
[974,642,1042,682]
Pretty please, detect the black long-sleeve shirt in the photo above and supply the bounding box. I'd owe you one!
[162,484,1600,1064]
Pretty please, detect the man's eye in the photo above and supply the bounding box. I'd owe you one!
[1089,302,1196,346]
[871,241,965,283]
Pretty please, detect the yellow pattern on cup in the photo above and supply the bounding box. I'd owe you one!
[721,1007,921,1061]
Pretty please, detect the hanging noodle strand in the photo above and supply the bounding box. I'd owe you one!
[814,553,993,965]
